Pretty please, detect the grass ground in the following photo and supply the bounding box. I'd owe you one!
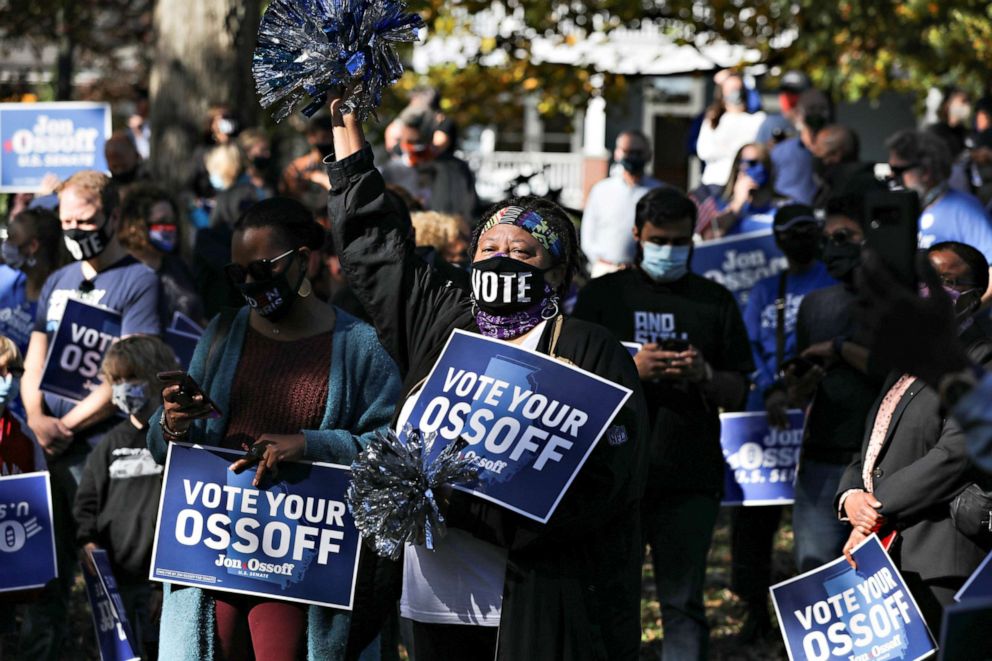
[2,508,795,660]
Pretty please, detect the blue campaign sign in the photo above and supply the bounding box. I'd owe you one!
[83,549,139,661]
[692,230,787,310]
[403,329,632,523]
[0,472,58,592]
[771,535,936,661]
[621,341,642,358]
[150,443,361,609]
[939,597,992,660]
[721,410,804,506]
[39,298,122,402]
[0,102,112,192]
[954,550,992,602]
[171,311,204,336]
[164,328,200,371]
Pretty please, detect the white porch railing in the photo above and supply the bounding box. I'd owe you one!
[462,151,585,210]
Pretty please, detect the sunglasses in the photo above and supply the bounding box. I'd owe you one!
[225,249,296,285]
[888,162,920,178]
[939,275,979,290]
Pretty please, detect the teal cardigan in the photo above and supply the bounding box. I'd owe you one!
[147,307,401,661]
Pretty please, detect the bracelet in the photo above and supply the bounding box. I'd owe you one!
[159,410,187,442]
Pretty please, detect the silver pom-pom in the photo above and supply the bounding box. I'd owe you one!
[252,0,425,122]
[347,427,478,560]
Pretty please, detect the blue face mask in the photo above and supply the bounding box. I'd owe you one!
[0,373,20,411]
[209,173,226,191]
[641,243,691,283]
[745,163,770,188]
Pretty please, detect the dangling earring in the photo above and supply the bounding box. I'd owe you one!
[298,278,313,298]
[26,255,37,268]
[541,295,560,320]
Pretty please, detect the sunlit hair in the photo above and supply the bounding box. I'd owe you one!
[102,335,179,387]
[205,143,245,189]
[411,211,466,253]
[57,170,120,218]
[0,336,24,375]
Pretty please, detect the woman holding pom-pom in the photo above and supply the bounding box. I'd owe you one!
[326,90,650,661]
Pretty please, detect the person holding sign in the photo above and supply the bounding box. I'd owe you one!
[74,336,177,658]
[146,197,402,661]
[327,90,648,661]
[18,169,160,660]
[573,187,754,660]
[836,242,992,633]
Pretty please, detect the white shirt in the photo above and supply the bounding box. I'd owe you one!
[695,111,767,187]
[581,171,663,266]
[399,322,547,626]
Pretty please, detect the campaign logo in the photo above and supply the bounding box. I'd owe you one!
[0,472,58,592]
[692,230,787,309]
[721,411,803,506]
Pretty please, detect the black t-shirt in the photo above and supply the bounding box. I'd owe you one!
[573,269,754,493]
[795,284,884,460]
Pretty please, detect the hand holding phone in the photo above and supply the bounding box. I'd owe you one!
[158,371,222,435]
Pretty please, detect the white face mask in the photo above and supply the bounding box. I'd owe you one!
[0,373,20,411]
[111,380,150,417]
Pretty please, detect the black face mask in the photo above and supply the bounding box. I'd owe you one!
[64,220,113,261]
[812,156,828,180]
[236,255,305,321]
[471,256,549,314]
[822,241,862,280]
[778,236,821,265]
[252,156,272,172]
[315,142,335,158]
[619,156,648,175]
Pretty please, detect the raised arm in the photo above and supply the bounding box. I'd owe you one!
[325,101,470,374]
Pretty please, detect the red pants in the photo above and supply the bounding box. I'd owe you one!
[212,592,306,661]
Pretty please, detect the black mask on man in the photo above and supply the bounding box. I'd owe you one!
[64,219,113,261]
[822,242,861,281]
[777,234,821,265]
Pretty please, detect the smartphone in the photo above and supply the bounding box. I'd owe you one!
[156,370,222,418]
[661,338,691,353]
[864,190,921,291]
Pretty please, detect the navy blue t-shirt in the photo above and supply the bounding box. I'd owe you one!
[0,265,37,421]
[35,256,161,422]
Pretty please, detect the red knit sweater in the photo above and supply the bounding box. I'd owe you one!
[223,327,333,451]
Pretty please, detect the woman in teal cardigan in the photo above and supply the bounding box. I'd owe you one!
[147,198,401,661]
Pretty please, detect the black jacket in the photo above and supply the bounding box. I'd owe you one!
[835,328,992,583]
[73,419,163,583]
[328,144,650,661]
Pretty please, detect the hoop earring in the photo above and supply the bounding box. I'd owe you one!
[541,295,560,320]
[298,278,313,298]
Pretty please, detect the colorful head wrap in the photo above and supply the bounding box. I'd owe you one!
[480,206,564,260]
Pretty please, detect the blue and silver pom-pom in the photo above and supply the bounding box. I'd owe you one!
[253,0,425,122]
[346,427,478,560]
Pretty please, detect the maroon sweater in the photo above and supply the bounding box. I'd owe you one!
[223,327,333,451]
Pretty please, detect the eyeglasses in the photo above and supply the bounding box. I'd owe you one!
[888,162,920,178]
[224,249,296,284]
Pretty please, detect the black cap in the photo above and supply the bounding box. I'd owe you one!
[774,203,819,232]
[780,71,811,93]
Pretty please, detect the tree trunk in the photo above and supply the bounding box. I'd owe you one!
[149,0,261,192]
[54,4,75,101]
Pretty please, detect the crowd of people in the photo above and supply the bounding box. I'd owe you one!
[0,69,991,661]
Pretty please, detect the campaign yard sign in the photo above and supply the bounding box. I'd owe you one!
[402,329,633,524]
[0,472,57,592]
[692,229,787,310]
[0,102,112,192]
[771,535,936,661]
[150,443,361,609]
[721,410,804,506]
[621,341,642,358]
[954,550,992,602]
[938,597,992,660]
[40,298,121,402]
[83,549,139,661]
[164,311,203,370]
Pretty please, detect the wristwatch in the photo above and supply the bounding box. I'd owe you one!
[160,410,188,442]
[938,363,985,411]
